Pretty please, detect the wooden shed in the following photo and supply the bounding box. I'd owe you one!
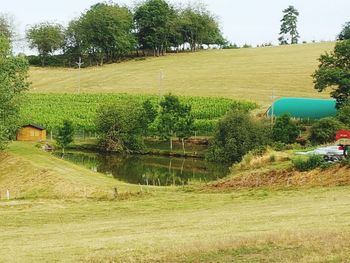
[16,124,46,142]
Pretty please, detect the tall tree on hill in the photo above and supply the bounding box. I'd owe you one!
[278,6,300,45]
[26,22,65,66]
[0,35,29,150]
[338,22,350,40]
[313,40,350,108]
[63,19,86,65]
[76,3,135,65]
[134,0,174,56]
[179,5,224,51]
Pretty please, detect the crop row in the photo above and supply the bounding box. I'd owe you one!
[20,94,257,135]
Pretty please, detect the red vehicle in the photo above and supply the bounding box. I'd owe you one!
[336,130,350,156]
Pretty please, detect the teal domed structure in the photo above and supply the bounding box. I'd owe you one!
[266,98,337,119]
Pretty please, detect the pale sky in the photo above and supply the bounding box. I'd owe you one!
[2,0,350,53]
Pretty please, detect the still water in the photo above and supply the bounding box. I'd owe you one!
[55,151,230,186]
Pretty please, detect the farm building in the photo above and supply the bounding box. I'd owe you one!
[17,124,46,142]
[266,98,337,119]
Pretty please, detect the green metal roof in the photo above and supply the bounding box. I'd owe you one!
[266,98,337,119]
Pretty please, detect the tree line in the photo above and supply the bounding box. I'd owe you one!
[25,0,225,66]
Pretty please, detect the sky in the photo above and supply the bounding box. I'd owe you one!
[2,0,350,53]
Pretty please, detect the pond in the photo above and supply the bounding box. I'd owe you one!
[55,151,230,186]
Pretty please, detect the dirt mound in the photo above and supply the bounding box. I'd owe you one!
[209,166,350,190]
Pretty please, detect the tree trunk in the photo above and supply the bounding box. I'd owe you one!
[170,137,173,151]
[182,138,185,154]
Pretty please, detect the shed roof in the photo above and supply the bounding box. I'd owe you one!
[266,98,337,119]
[23,124,45,130]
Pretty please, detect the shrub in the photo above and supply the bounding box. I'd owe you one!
[309,118,344,145]
[337,100,350,127]
[272,114,300,144]
[96,101,151,153]
[293,155,324,172]
[206,110,271,164]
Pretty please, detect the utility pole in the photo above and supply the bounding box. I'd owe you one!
[76,57,84,94]
[270,89,278,126]
[159,69,164,99]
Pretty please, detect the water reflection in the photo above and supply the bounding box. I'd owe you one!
[55,151,230,186]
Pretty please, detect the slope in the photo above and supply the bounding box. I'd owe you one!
[29,42,334,105]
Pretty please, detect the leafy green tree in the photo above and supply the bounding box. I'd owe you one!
[141,99,158,136]
[206,110,271,164]
[96,102,148,153]
[63,19,86,64]
[339,22,350,40]
[313,40,350,108]
[0,35,29,150]
[0,14,14,40]
[337,100,350,127]
[179,5,224,51]
[309,117,344,145]
[278,6,300,45]
[272,114,300,144]
[76,3,135,65]
[157,94,193,151]
[26,22,65,66]
[56,120,74,153]
[134,0,174,56]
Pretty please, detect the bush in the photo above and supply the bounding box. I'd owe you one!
[293,155,325,172]
[309,118,344,145]
[337,100,350,127]
[206,110,271,164]
[96,101,151,153]
[272,114,300,144]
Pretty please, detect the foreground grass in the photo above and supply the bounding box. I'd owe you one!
[1,187,350,262]
[29,43,333,105]
[2,142,350,262]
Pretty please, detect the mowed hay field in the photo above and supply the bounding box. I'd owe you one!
[29,42,334,105]
[1,143,350,262]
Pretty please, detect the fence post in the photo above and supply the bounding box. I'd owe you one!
[113,187,118,199]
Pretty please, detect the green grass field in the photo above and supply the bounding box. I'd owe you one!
[29,42,334,105]
[1,142,350,262]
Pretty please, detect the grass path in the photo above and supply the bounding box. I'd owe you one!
[29,43,334,106]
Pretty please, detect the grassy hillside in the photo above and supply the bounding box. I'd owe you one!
[0,142,140,199]
[29,42,334,105]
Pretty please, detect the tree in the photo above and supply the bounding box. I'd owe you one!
[76,3,135,65]
[179,5,224,51]
[309,118,344,145]
[141,99,158,136]
[272,114,300,144]
[56,120,74,153]
[278,6,300,45]
[96,102,149,153]
[0,35,29,150]
[313,40,350,108]
[157,94,193,151]
[338,22,350,40]
[0,14,14,40]
[26,22,65,66]
[134,0,174,56]
[63,19,86,64]
[337,100,350,127]
[206,110,271,164]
